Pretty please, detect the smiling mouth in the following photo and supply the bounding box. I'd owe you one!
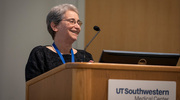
[71,30,79,35]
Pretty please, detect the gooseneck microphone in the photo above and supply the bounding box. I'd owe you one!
[83,26,101,62]
[93,25,101,31]
[84,26,101,51]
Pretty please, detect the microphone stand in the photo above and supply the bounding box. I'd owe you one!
[84,31,100,51]
[83,30,101,62]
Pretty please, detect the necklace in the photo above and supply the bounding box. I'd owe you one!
[52,42,75,64]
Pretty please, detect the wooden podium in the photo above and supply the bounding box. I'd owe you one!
[26,62,180,100]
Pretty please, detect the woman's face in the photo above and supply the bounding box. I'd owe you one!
[54,10,81,42]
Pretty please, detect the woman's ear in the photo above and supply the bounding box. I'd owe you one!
[50,22,58,32]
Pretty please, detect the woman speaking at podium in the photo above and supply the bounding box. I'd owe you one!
[25,4,93,81]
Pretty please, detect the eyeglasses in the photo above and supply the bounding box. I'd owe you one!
[62,18,83,26]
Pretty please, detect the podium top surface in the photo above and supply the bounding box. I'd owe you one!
[64,62,180,71]
[26,62,180,85]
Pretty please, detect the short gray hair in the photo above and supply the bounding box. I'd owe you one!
[46,4,79,39]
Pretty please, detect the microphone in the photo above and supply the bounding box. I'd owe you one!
[84,26,101,51]
[83,26,101,62]
[93,25,101,31]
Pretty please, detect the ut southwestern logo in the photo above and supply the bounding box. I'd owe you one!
[116,88,169,95]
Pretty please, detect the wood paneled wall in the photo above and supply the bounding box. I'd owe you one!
[85,0,180,62]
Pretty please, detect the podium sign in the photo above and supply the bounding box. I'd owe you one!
[108,79,176,100]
